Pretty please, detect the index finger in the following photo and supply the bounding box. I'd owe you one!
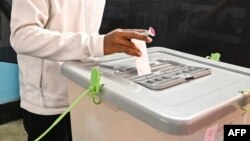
[123,29,148,33]
[122,31,152,43]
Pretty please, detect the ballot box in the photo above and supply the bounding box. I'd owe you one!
[61,47,250,141]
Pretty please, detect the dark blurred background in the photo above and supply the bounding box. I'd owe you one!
[0,0,20,124]
[1,0,250,67]
[0,0,16,63]
[100,0,250,68]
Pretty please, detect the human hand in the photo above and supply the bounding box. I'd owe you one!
[104,29,153,57]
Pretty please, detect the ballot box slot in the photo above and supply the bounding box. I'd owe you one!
[111,59,212,90]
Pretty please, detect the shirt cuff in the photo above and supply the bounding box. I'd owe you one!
[91,34,105,57]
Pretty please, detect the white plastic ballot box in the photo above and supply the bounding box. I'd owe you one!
[61,47,250,141]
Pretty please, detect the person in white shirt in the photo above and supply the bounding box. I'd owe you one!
[10,0,152,140]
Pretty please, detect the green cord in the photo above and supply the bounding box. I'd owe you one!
[34,89,90,141]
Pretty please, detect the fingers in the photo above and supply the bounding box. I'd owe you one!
[115,35,142,56]
[123,29,147,33]
[104,28,153,57]
[116,38,140,52]
[120,30,153,43]
[117,38,135,49]
[119,45,142,57]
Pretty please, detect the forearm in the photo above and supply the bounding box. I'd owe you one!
[10,25,104,61]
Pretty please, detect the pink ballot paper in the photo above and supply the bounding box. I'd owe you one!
[132,39,151,76]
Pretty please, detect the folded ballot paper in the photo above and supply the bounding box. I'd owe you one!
[132,27,155,76]
[132,39,151,76]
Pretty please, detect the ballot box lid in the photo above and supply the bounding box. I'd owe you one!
[62,47,250,135]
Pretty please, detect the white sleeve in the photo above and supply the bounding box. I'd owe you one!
[10,0,104,61]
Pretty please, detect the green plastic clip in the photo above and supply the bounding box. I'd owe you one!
[206,53,221,61]
[88,67,103,104]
